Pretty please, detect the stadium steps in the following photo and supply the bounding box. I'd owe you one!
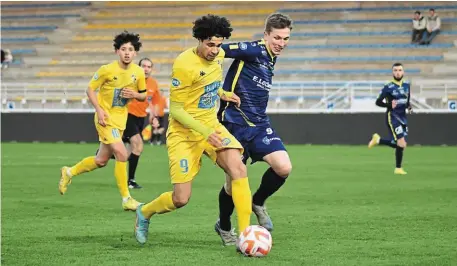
[84,9,275,21]
[1,25,58,31]
[22,55,444,68]
[0,1,91,9]
[279,3,457,11]
[1,37,49,43]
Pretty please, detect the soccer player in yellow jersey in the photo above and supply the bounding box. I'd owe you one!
[134,15,252,249]
[59,31,146,211]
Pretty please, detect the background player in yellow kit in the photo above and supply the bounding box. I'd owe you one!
[59,31,146,211]
[134,15,252,249]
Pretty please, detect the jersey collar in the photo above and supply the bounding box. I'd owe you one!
[391,79,403,86]
[260,39,275,61]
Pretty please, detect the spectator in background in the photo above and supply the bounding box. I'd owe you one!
[420,8,441,45]
[150,91,168,145]
[411,11,427,44]
[1,49,13,69]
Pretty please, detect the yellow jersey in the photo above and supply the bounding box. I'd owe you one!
[168,47,225,139]
[88,60,146,129]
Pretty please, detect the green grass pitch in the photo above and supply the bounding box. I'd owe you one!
[2,143,456,265]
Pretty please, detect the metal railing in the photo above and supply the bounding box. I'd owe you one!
[2,81,457,113]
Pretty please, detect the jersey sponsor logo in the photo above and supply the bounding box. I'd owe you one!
[252,75,272,90]
[239,42,248,50]
[198,81,221,109]
[221,138,231,146]
[93,72,99,80]
[396,99,408,104]
[112,88,128,107]
[171,78,180,87]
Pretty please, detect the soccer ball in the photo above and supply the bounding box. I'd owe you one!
[238,225,272,257]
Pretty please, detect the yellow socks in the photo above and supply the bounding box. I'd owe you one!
[231,177,252,233]
[141,191,176,219]
[114,161,130,199]
[69,156,98,177]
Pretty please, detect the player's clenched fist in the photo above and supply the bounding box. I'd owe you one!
[121,88,137,99]
[96,108,109,127]
[207,129,223,148]
[220,92,241,107]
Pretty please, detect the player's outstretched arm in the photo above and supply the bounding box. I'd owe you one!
[169,101,213,137]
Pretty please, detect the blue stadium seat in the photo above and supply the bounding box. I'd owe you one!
[255,31,457,38]
[275,69,421,75]
[1,26,57,31]
[280,56,443,62]
[2,14,80,19]
[1,2,90,9]
[287,43,454,49]
[1,37,48,43]
[294,18,457,25]
[11,49,36,55]
[278,5,457,13]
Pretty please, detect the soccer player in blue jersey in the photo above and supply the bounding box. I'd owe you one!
[214,13,293,245]
[368,63,412,175]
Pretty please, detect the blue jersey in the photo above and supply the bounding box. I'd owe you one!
[376,80,411,124]
[217,39,276,127]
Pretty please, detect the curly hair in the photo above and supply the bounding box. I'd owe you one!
[113,30,142,51]
[192,14,232,41]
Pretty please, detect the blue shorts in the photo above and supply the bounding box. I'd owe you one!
[386,113,408,141]
[222,122,286,164]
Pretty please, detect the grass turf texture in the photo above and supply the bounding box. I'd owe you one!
[2,143,456,265]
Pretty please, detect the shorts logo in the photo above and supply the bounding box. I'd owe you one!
[239,42,248,50]
[222,138,231,146]
[266,128,273,135]
[395,126,403,135]
[171,78,180,87]
[93,72,99,80]
[111,128,120,138]
[263,136,281,145]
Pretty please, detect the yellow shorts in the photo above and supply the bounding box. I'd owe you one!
[167,123,243,184]
[95,123,124,144]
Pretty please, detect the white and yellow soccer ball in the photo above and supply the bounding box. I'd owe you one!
[238,225,272,257]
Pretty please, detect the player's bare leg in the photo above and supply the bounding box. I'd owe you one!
[135,181,190,244]
[128,134,143,189]
[214,173,238,246]
[111,141,140,211]
[394,138,407,175]
[59,142,110,195]
[251,150,292,232]
[216,148,252,247]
